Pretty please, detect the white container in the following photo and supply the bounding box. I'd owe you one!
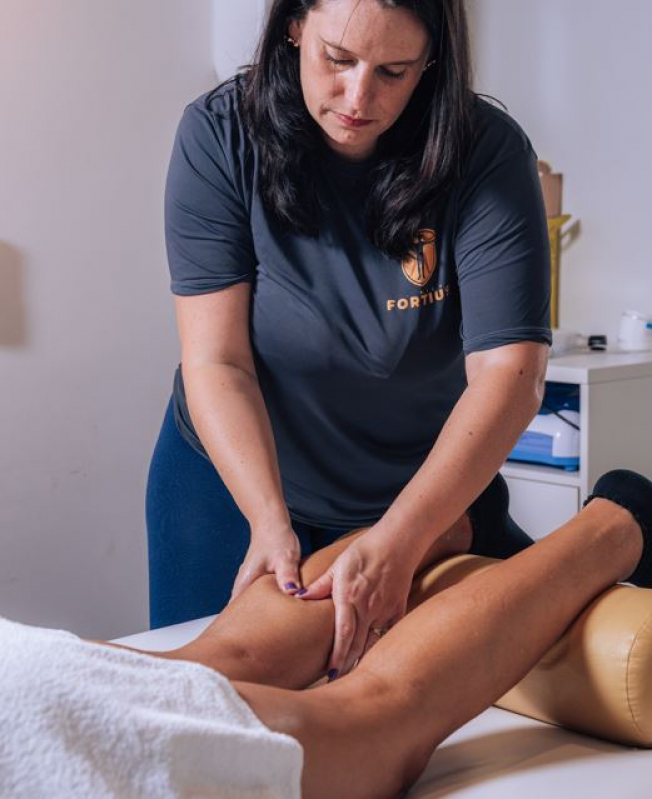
[617,310,652,352]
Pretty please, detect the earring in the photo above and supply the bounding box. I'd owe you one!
[422,59,436,72]
[286,36,300,48]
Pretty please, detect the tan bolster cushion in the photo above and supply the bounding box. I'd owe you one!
[415,554,652,748]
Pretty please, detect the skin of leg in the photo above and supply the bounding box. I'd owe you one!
[234,499,643,799]
[158,513,474,689]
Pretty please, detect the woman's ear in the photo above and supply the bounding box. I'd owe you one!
[288,19,303,45]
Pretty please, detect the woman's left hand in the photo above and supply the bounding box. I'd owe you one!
[296,533,415,678]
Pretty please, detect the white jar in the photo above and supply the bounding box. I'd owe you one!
[617,310,652,352]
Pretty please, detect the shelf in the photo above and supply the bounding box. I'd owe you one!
[503,349,652,538]
[546,350,652,384]
[501,460,582,487]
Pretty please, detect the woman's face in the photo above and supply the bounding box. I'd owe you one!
[289,0,431,161]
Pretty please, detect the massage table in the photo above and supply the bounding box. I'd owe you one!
[115,554,652,797]
[113,633,652,799]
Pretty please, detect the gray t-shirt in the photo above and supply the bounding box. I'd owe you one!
[165,77,551,528]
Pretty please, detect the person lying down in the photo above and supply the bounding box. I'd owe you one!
[1,469,651,799]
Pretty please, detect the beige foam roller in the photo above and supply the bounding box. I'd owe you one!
[412,555,652,748]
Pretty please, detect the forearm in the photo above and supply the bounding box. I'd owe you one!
[183,361,290,532]
[372,360,544,566]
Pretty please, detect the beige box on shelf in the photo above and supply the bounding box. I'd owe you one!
[538,160,563,216]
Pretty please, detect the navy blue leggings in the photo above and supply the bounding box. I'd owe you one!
[146,398,352,628]
[146,396,534,629]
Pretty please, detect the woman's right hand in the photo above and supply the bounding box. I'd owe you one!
[229,524,304,602]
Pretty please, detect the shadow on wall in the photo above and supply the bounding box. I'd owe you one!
[0,241,28,347]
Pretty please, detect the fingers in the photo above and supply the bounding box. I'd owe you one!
[303,577,405,678]
[301,579,369,678]
[328,598,358,680]
[230,530,304,604]
[341,607,407,676]
[296,571,334,600]
[341,613,371,675]
[231,558,299,603]
[271,535,303,595]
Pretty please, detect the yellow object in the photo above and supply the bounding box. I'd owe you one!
[547,214,572,329]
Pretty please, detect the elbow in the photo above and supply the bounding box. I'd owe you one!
[467,342,550,431]
[529,379,545,422]
[466,341,549,416]
[533,366,546,411]
[513,343,548,419]
[522,358,547,426]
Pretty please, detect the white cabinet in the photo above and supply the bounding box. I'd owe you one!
[501,351,652,540]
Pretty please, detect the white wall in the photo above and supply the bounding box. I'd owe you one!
[5,0,648,642]
[469,0,652,342]
[212,0,268,80]
[0,0,218,640]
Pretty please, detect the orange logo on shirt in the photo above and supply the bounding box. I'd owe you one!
[402,229,437,287]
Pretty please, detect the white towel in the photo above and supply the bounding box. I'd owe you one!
[0,617,303,798]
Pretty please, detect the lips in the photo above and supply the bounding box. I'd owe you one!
[334,112,373,128]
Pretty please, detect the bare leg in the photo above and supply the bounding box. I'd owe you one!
[160,514,474,688]
[234,498,643,799]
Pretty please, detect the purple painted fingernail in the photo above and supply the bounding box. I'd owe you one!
[284,582,298,590]
[327,669,339,682]
[296,588,308,596]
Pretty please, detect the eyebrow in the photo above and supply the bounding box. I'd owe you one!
[319,37,422,66]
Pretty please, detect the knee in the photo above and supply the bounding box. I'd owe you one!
[396,742,434,796]
[346,667,441,792]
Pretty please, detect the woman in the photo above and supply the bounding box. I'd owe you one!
[4,471,652,798]
[147,0,551,682]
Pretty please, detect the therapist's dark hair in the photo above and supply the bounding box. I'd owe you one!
[241,0,474,260]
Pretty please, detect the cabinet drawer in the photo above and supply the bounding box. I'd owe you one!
[502,476,580,541]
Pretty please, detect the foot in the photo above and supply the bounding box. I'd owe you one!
[583,469,652,587]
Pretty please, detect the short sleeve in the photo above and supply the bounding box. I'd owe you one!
[164,101,257,296]
[454,146,552,353]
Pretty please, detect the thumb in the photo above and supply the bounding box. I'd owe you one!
[296,571,333,600]
[274,555,303,595]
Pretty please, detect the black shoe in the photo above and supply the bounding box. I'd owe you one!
[468,473,535,559]
[583,469,652,587]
